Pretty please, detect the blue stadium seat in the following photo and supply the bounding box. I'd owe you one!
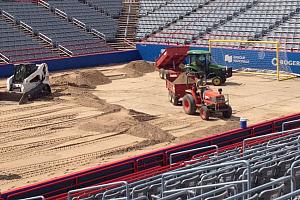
[0,0,114,57]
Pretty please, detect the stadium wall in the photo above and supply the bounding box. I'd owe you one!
[0,50,141,77]
[1,113,300,200]
[136,43,300,75]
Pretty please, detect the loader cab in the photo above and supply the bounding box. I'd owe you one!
[13,63,38,83]
[186,50,211,74]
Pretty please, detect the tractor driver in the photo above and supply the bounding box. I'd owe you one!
[190,54,207,79]
[191,54,206,71]
[196,74,207,103]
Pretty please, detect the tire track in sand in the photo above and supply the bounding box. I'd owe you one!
[0,114,103,144]
[0,131,128,162]
[0,141,142,180]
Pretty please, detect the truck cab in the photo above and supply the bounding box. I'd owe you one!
[185,50,211,76]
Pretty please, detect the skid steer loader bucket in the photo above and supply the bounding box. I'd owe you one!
[0,92,28,105]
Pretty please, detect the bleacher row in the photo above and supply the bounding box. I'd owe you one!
[139,0,168,16]
[0,15,58,62]
[0,0,122,63]
[32,124,299,200]
[136,0,207,40]
[137,0,300,51]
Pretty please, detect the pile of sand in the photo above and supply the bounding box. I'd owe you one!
[51,70,111,89]
[126,122,174,143]
[128,109,158,122]
[53,86,122,113]
[120,60,155,78]
[78,109,174,143]
[173,73,195,84]
[78,109,135,134]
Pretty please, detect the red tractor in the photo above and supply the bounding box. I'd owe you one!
[157,46,233,120]
[182,80,232,120]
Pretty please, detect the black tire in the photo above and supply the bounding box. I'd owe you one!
[164,70,169,80]
[42,84,51,95]
[199,106,210,120]
[221,77,227,84]
[159,69,165,79]
[223,105,232,119]
[212,76,222,86]
[182,94,196,115]
[171,95,179,106]
[168,91,172,103]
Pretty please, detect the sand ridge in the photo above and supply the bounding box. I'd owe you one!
[120,60,156,78]
[51,69,111,89]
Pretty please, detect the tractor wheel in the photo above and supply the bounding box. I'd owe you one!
[171,95,179,106]
[168,91,172,103]
[159,69,165,79]
[199,106,210,120]
[182,94,196,115]
[212,76,222,86]
[222,105,232,119]
[221,77,227,84]
[164,70,169,80]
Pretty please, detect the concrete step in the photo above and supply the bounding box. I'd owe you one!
[117,30,136,33]
[116,34,136,37]
[110,0,139,49]
[118,21,139,24]
[119,22,138,25]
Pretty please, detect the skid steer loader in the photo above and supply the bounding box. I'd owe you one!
[0,63,51,104]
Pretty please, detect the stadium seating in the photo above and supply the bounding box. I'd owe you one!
[139,0,300,52]
[0,0,113,57]
[199,0,300,47]
[47,0,118,41]
[139,0,169,16]
[147,0,256,44]
[85,0,123,18]
[0,15,59,63]
[263,10,300,51]
[136,0,207,40]
[65,126,300,199]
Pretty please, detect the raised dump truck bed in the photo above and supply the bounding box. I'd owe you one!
[155,46,189,79]
[155,46,189,69]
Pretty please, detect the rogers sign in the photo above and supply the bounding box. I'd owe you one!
[272,58,300,67]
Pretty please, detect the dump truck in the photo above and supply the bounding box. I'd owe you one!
[155,46,232,86]
[0,63,51,104]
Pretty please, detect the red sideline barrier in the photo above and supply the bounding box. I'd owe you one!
[1,112,300,199]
